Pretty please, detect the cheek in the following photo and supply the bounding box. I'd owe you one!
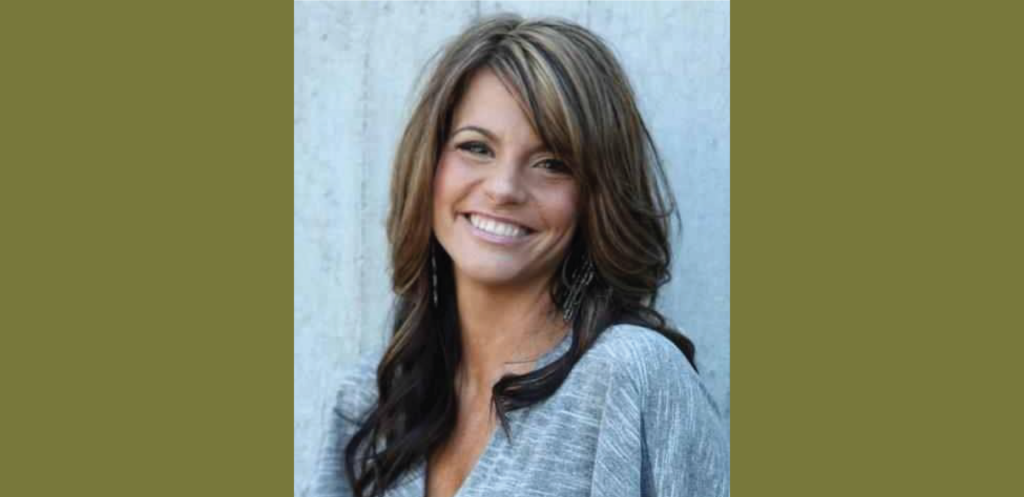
[432,153,465,225]
[540,185,581,233]
[431,164,446,216]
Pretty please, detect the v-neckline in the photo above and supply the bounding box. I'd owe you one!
[411,331,573,497]
[425,414,502,497]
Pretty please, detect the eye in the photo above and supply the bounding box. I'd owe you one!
[534,158,572,175]
[456,141,493,158]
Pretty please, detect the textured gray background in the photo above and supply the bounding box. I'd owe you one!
[294,2,729,494]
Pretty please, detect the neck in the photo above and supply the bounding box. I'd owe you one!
[452,273,568,400]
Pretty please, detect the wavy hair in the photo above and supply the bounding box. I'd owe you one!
[343,14,697,497]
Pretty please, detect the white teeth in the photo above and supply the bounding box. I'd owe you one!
[469,214,528,238]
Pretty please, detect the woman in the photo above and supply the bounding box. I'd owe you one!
[316,14,729,497]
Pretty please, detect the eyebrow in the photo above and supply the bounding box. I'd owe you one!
[453,125,498,142]
[452,124,549,155]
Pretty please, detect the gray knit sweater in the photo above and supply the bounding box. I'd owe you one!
[313,324,730,497]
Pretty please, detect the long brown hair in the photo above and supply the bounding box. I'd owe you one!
[343,14,696,497]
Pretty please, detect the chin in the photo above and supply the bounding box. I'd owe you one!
[452,256,536,287]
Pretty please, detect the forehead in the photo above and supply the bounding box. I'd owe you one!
[450,69,542,147]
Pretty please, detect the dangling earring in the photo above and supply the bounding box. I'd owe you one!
[431,242,439,307]
[562,255,595,323]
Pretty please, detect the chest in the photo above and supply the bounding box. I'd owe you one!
[424,408,497,497]
[388,354,625,497]
[384,378,625,497]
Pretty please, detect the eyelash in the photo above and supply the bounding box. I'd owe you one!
[456,141,571,174]
[458,141,493,157]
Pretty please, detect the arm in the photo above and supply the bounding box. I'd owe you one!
[310,353,381,497]
[640,336,730,497]
[311,389,358,497]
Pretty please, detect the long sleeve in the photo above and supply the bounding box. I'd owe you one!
[639,335,730,497]
[312,388,357,497]
[583,326,729,497]
[311,352,381,497]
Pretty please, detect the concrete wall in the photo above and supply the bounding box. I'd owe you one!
[294,2,729,494]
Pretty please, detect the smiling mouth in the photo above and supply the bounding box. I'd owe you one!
[463,213,535,239]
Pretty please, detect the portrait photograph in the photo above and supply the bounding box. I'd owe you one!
[295,2,730,496]
[8,1,1012,496]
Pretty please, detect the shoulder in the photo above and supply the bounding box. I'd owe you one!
[313,350,382,497]
[576,324,721,419]
[586,325,730,492]
[587,323,690,364]
[583,323,696,392]
[332,348,382,423]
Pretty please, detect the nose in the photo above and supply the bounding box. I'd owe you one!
[483,161,528,205]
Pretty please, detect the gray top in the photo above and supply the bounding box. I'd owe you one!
[313,324,730,497]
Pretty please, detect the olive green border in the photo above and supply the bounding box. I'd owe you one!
[736,0,1024,495]
[1,1,293,495]
[3,1,1022,495]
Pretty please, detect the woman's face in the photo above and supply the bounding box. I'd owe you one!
[432,69,579,291]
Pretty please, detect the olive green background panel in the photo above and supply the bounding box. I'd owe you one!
[1,1,293,496]
[736,0,1024,495]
